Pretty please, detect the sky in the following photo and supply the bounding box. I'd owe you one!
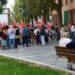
[6,0,15,11]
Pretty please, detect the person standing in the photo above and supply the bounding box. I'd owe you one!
[44,27,49,44]
[7,25,15,48]
[1,28,7,49]
[55,26,60,41]
[22,25,30,47]
[19,27,23,45]
[40,25,46,46]
[60,25,65,38]
[34,27,41,45]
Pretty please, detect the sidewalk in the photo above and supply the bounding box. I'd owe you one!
[0,41,75,74]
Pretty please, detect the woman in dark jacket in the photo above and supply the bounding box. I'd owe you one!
[66,40,75,48]
[1,27,7,49]
[14,26,20,48]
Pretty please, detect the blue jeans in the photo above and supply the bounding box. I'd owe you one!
[9,39,15,48]
[7,36,10,48]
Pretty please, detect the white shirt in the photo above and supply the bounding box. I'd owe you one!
[34,29,40,35]
[59,37,72,47]
[7,28,15,39]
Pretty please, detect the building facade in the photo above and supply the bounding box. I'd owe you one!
[62,0,75,26]
[52,0,75,26]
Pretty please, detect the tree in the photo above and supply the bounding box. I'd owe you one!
[14,0,63,25]
[0,0,7,13]
[49,0,62,26]
[14,0,22,22]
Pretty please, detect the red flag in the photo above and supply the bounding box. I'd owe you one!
[35,20,42,28]
[28,22,32,27]
[13,21,17,26]
[41,16,45,23]
[20,21,24,28]
[46,22,51,30]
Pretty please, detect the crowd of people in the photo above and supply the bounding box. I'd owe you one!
[0,22,75,50]
[0,24,54,49]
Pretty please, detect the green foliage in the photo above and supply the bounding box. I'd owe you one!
[0,0,7,13]
[14,0,62,24]
[0,0,7,5]
[14,0,22,22]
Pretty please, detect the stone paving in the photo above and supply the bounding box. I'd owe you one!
[0,41,75,74]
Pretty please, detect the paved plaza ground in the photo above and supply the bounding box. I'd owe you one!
[0,41,75,74]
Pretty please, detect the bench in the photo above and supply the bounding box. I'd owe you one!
[55,46,75,69]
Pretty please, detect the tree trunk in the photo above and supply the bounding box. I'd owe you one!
[57,0,62,27]
[35,15,38,21]
[46,13,49,21]
[43,13,46,24]
[57,8,62,27]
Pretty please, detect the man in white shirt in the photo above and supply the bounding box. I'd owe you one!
[34,28,40,36]
[59,33,72,47]
[7,25,16,48]
[34,27,41,45]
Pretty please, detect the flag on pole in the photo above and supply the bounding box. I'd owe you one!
[20,21,25,28]
[28,22,32,27]
[35,20,42,28]
[46,21,51,30]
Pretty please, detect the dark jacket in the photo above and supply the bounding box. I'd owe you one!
[66,40,75,48]
[23,27,30,37]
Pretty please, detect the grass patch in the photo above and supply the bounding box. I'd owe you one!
[0,56,69,75]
